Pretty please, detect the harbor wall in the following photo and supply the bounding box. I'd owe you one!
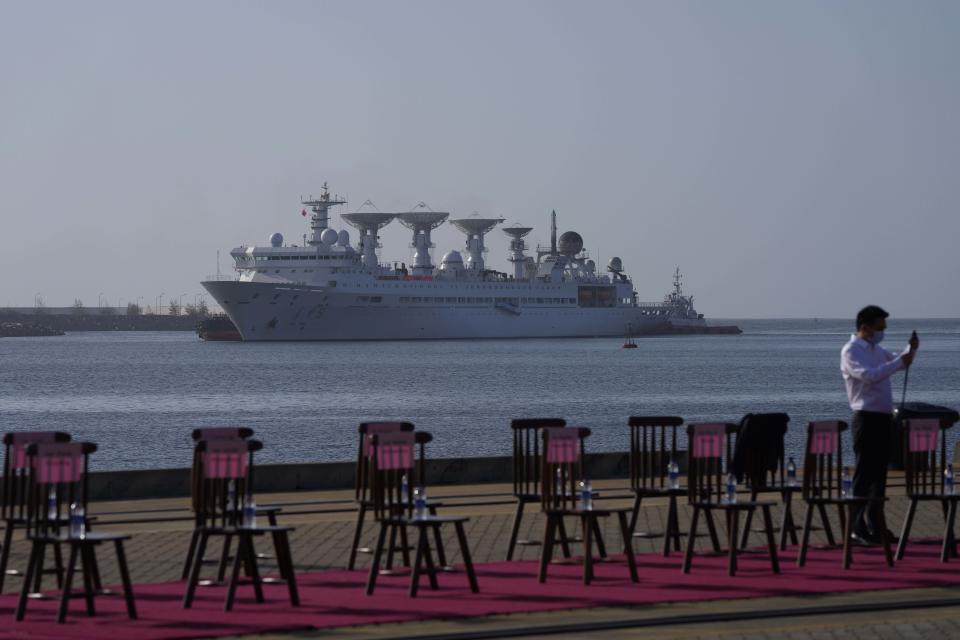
[87,451,689,501]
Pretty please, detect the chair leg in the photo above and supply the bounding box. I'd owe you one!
[582,514,594,586]
[556,517,572,558]
[591,516,607,559]
[538,514,557,583]
[272,530,300,606]
[876,508,894,567]
[739,491,757,549]
[409,527,427,598]
[818,503,836,546]
[628,493,642,535]
[399,523,412,568]
[183,532,209,608]
[56,544,79,623]
[365,524,388,595]
[428,505,448,567]
[727,509,739,577]
[704,509,721,553]
[385,522,399,570]
[505,499,527,561]
[243,534,264,603]
[0,521,14,593]
[181,528,200,579]
[114,540,137,619]
[87,543,102,591]
[16,541,41,621]
[53,542,64,588]
[225,534,245,611]
[79,544,97,617]
[896,497,918,561]
[421,526,439,591]
[682,505,701,574]
[617,511,639,583]
[32,541,46,593]
[942,500,958,563]
[761,505,780,574]
[662,496,676,557]
[842,503,854,569]
[217,534,232,583]
[454,521,480,593]
[347,502,367,571]
[797,503,815,567]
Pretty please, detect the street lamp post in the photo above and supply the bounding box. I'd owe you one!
[98,292,104,309]
[179,293,187,316]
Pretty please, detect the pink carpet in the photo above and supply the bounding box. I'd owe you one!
[1,543,957,639]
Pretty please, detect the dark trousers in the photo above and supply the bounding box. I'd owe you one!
[851,410,893,535]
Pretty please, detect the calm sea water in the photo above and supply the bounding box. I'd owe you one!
[1,319,958,471]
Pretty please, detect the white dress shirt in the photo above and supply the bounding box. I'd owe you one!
[840,334,910,414]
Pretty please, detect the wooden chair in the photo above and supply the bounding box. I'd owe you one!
[796,420,893,569]
[182,438,298,611]
[681,423,779,576]
[506,418,568,560]
[627,416,685,556]
[365,431,478,597]
[182,427,281,582]
[15,442,137,624]
[1,431,72,594]
[348,421,413,570]
[896,418,959,562]
[538,427,638,585]
[730,413,801,551]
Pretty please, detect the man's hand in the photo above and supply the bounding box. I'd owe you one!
[909,330,920,352]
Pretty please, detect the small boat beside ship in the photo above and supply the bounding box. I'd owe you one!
[196,314,241,341]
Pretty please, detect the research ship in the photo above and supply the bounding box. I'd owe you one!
[201,184,736,341]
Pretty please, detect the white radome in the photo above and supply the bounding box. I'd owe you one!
[270,232,284,247]
[321,228,339,245]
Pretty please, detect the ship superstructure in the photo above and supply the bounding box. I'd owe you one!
[201,184,709,341]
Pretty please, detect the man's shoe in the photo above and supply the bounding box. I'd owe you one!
[850,531,881,546]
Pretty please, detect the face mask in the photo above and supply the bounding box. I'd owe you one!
[869,330,885,345]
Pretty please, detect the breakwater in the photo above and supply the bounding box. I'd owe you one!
[0,312,198,333]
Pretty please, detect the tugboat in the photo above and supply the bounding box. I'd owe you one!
[197,315,241,341]
[622,323,638,348]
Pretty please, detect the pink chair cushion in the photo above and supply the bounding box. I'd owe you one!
[362,423,408,457]
[202,440,249,479]
[373,431,414,471]
[32,442,84,484]
[808,421,840,455]
[10,432,61,470]
[690,424,726,459]
[544,428,580,464]
[907,418,940,453]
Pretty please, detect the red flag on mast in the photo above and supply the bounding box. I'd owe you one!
[301,209,308,217]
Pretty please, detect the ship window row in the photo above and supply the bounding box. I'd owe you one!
[355,296,383,303]
[254,255,345,262]
[394,296,576,305]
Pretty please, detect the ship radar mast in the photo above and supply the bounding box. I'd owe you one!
[302,182,347,245]
[503,225,534,280]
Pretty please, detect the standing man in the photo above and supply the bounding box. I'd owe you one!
[841,305,919,544]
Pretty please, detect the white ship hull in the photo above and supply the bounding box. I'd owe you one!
[203,280,705,341]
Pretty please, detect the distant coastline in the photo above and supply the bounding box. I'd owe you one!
[0,311,198,334]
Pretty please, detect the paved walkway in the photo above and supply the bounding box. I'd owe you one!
[3,474,958,638]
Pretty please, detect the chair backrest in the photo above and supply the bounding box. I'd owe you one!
[355,421,415,503]
[194,438,263,528]
[540,427,591,510]
[731,413,790,489]
[903,418,947,496]
[189,427,254,512]
[686,423,737,504]
[628,416,684,492]
[367,431,423,521]
[23,441,96,537]
[510,418,567,499]
[2,431,71,521]
[801,420,847,501]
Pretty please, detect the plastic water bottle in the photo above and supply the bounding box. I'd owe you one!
[242,494,257,528]
[555,467,563,497]
[725,474,737,504]
[786,457,797,487]
[69,502,85,538]
[945,464,955,496]
[841,466,852,498]
[413,487,427,519]
[579,480,593,510]
[226,480,236,513]
[47,487,58,521]
[400,473,409,504]
[668,460,680,490]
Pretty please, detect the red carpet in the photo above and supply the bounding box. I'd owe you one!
[1,543,957,639]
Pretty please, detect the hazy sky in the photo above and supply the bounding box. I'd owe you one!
[2,0,958,317]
